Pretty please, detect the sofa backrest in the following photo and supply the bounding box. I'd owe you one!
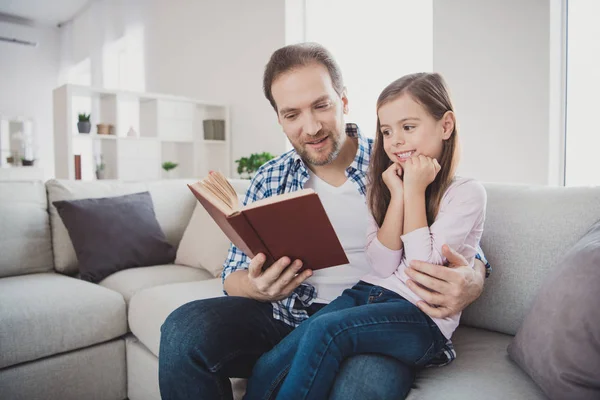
[46,179,197,276]
[0,181,54,278]
[461,183,600,336]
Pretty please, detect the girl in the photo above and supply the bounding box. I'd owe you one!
[249,72,486,400]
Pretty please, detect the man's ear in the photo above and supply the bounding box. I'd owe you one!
[341,87,349,114]
[441,111,455,140]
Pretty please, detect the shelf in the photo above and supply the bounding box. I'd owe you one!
[54,84,232,180]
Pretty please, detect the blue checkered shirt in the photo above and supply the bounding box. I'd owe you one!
[222,123,492,367]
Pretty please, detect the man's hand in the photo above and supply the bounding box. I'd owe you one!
[224,254,313,302]
[405,244,484,318]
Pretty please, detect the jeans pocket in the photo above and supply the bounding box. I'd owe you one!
[414,341,436,367]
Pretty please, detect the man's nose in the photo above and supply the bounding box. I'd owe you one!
[302,113,322,136]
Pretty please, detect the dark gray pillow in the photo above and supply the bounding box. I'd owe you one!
[53,191,176,283]
[507,219,600,400]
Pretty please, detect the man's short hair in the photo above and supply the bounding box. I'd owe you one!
[263,42,344,112]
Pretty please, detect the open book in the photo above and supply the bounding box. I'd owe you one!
[187,171,349,271]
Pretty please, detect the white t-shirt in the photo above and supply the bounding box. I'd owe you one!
[303,171,371,303]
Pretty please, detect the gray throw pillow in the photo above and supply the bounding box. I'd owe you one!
[53,191,176,283]
[507,219,600,400]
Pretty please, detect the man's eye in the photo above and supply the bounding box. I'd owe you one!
[316,103,329,109]
[285,114,298,120]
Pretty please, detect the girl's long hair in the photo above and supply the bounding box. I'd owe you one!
[367,73,460,227]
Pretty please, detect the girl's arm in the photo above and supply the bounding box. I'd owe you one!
[402,179,487,266]
[365,197,404,278]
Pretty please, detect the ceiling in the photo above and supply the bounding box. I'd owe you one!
[0,0,90,26]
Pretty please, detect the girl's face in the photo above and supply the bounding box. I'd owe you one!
[378,94,454,165]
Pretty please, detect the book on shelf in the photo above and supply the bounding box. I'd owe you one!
[187,171,348,271]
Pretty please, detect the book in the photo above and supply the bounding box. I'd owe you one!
[187,171,349,271]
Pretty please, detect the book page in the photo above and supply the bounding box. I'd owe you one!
[200,171,239,212]
[189,181,234,215]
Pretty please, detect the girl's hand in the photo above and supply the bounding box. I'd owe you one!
[403,155,441,192]
[382,163,404,199]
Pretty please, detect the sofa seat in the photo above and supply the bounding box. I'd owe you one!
[99,264,213,305]
[129,278,548,400]
[0,272,127,369]
[128,278,224,357]
[408,326,547,399]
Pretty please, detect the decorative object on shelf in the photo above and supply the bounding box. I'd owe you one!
[95,155,106,180]
[235,152,276,179]
[162,161,178,179]
[77,113,91,134]
[74,155,82,180]
[203,119,225,140]
[20,157,35,166]
[96,123,114,135]
[127,126,138,137]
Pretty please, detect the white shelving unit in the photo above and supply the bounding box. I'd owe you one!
[53,84,231,181]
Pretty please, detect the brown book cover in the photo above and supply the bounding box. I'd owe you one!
[188,172,348,271]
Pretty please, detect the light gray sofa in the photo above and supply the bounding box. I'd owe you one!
[1,179,599,400]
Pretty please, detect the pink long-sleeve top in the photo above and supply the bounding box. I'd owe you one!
[361,177,487,339]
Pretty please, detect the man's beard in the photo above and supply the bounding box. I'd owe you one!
[294,130,343,167]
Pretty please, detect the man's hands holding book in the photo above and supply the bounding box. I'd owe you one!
[225,254,313,302]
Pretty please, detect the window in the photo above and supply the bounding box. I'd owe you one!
[287,0,433,139]
[565,0,600,186]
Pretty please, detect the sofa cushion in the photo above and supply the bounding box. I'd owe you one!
[53,192,176,283]
[0,273,127,369]
[46,179,196,275]
[507,219,600,399]
[463,184,600,335]
[100,264,213,304]
[129,278,224,356]
[175,202,234,277]
[0,181,53,278]
[405,327,547,400]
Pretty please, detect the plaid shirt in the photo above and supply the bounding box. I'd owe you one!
[222,123,492,367]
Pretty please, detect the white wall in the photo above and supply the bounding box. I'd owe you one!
[0,21,60,179]
[433,0,551,185]
[60,0,287,177]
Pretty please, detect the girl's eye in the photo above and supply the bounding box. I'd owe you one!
[381,130,391,136]
[403,125,415,132]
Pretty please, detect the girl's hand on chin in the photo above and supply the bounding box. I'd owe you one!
[382,163,404,199]
[403,155,441,191]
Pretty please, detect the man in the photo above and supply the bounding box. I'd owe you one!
[159,43,490,400]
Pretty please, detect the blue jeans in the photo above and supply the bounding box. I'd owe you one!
[159,294,419,400]
[244,281,447,400]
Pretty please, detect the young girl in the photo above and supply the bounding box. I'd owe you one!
[248,73,486,400]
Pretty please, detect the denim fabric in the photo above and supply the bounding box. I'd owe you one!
[159,296,294,400]
[244,281,447,400]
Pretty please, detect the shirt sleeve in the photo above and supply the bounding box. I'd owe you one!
[365,214,404,278]
[221,170,269,294]
[475,245,492,278]
[400,180,487,267]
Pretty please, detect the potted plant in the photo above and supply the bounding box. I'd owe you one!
[235,152,276,179]
[78,113,91,134]
[162,161,178,179]
[95,158,106,180]
[20,157,35,166]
